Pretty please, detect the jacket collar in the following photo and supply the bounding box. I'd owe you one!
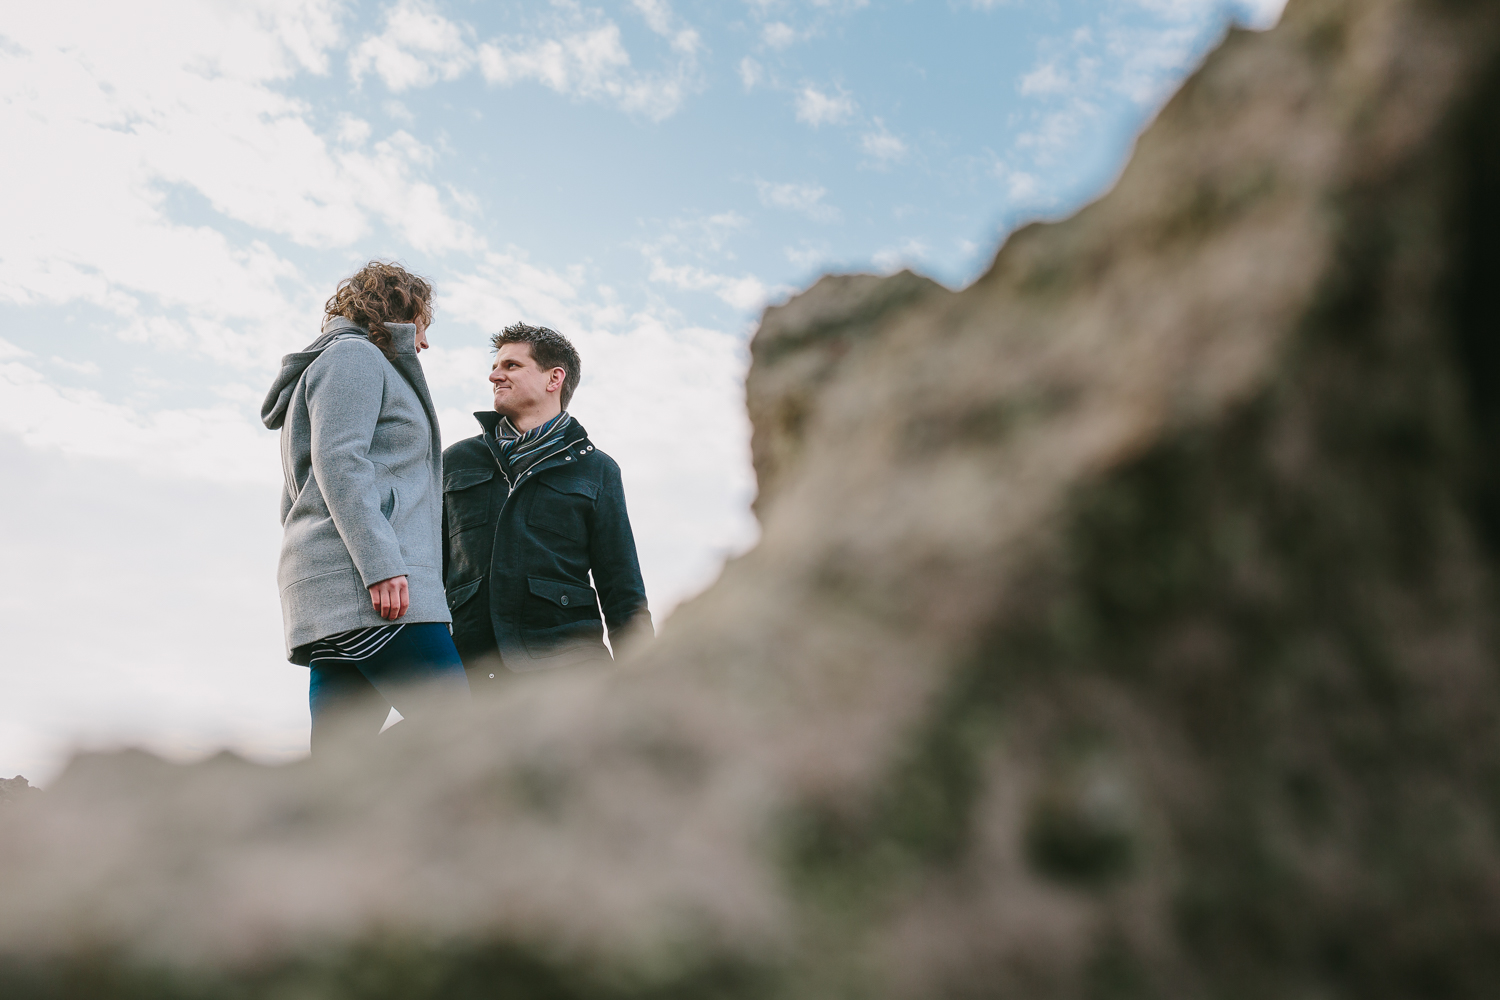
[261,319,414,430]
[473,410,589,443]
[472,410,593,488]
[322,315,419,356]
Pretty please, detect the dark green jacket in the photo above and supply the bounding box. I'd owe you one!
[441,412,651,672]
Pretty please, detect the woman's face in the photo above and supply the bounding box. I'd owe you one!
[414,313,429,353]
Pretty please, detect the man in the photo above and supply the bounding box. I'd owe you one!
[441,323,651,686]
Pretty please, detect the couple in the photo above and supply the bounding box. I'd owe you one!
[261,261,651,751]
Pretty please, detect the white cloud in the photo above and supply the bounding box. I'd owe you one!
[756,180,840,223]
[743,0,869,46]
[763,22,799,49]
[871,238,929,273]
[1128,0,1286,25]
[48,356,102,376]
[635,211,774,312]
[992,161,1043,204]
[1019,61,1064,97]
[340,2,704,121]
[794,84,856,126]
[1017,27,1100,99]
[1110,1,1288,105]
[1016,100,1100,160]
[1106,21,1208,105]
[478,21,696,121]
[631,0,703,53]
[0,355,279,485]
[0,0,485,372]
[992,0,1286,219]
[860,118,908,165]
[647,261,774,313]
[480,26,627,96]
[0,434,303,784]
[349,0,474,92]
[687,211,753,253]
[739,56,764,91]
[632,0,675,34]
[784,241,832,272]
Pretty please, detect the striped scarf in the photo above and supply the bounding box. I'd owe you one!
[493,410,573,484]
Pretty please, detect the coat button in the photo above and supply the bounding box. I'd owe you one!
[565,456,572,461]
[488,673,495,679]
[560,595,570,606]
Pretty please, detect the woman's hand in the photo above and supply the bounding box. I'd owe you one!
[369,576,410,620]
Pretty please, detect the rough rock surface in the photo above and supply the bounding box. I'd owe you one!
[0,776,38,807]
[5,0,1500,996]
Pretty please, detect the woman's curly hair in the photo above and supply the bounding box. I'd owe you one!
[324,261,433,359]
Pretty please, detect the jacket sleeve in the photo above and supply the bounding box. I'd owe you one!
[304,341,409,587]
[590,460,653,652]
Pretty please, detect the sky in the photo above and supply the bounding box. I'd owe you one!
[0,0,1287,784]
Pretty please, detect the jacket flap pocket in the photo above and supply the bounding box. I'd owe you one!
[528,576,597,609]
[541,475,599,500]
[445,468,494,492]
[447,577,483,609]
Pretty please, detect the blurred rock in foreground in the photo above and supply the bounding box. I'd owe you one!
[6,0,1500,996]
[0,777,38,807]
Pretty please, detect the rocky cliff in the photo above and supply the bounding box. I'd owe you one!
[0,777,38,807]
[4,0,1500,996]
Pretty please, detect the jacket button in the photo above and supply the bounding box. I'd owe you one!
[560,595,570,606]
[565,456,572,461]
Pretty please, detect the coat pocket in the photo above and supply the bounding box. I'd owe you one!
[527,477,597,541]
[525,576,600,626]
[446,576,483,610]
[519,620,608,663]
[444,467,494,534]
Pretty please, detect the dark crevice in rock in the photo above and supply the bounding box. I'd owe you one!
[1452,54,1500,563]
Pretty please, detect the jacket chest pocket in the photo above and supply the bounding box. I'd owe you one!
[444,467,495,535]
[527,477,598,541]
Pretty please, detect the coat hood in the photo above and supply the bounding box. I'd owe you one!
[261,317,419,430]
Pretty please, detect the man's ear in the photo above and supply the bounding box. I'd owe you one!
[547,367,566,393]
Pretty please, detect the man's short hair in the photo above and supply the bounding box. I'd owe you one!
[491,323,582,409]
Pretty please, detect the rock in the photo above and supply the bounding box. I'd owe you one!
[747,270,942,516]
[6,0,1500,996]
[0,777,38,807]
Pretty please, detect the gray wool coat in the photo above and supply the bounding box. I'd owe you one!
[261,317,451,661]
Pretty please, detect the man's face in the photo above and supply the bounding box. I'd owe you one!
[489,342,563,418]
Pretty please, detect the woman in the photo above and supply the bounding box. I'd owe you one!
[261,261,469,751]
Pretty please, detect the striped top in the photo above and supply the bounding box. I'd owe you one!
[306,624,405,664]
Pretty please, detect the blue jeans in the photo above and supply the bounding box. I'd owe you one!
[308,622,470,753]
